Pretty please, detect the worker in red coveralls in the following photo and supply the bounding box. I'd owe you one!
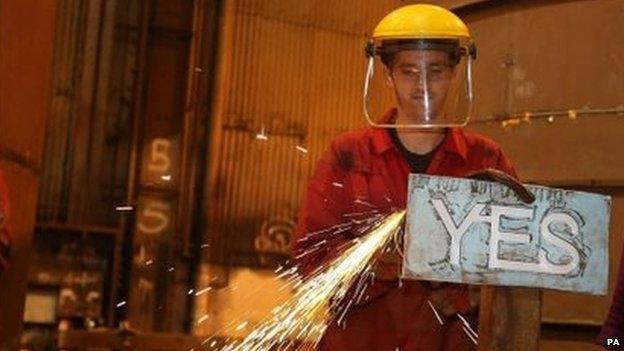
[0,171,11,273]
[291,4,526,351]
[599,242,624,350]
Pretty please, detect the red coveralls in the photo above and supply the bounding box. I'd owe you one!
[0,171,10,271]
[292,109,518,351]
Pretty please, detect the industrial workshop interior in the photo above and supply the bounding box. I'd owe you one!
[1,0,624,350]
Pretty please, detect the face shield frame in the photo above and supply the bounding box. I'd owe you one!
[363,37,477,129]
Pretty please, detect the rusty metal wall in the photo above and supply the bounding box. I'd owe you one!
[123,0,228,333]
[204,0,403,267]
[37,0,139,227]
[27,0,142,337]
[464,0,624,184]
[38,0,88,222]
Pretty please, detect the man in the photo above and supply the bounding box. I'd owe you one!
[0,171,10,272]
[292,4,519,351]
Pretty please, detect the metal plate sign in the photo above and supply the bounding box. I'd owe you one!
[402,174,611,295]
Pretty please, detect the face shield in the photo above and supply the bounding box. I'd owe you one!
[363,38,476,128]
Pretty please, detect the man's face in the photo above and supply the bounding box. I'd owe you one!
[384,50,455,122]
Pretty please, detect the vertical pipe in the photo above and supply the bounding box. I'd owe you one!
[110,0,150,327]
[247,12,265,252]
[204,0,236,264]
[178,0,205,254]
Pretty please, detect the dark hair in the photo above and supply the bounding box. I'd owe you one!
[377,39,462,68]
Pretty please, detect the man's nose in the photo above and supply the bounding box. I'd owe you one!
[413,78,433,94]
[412,70,434,87]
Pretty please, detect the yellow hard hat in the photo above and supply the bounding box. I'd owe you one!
[363,4,477,129]
[373,4,470,40]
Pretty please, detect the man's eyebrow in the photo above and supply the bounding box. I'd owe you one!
[396,60,449,67]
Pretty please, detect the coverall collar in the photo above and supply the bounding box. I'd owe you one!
[371,108,468,162]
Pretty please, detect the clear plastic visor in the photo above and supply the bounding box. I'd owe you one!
[364,38,474,128]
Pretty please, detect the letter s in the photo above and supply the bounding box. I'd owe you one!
[539,212,581,275]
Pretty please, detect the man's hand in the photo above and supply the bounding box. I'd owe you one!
[428,283,480,316]
[466,168,535,204]
[371,246,402,281]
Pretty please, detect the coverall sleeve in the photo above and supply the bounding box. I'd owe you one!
[292,143,397,306]
[291,144,353,277]
[494,148,519,179]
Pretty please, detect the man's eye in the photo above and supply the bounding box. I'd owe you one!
[429,67,444,74]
